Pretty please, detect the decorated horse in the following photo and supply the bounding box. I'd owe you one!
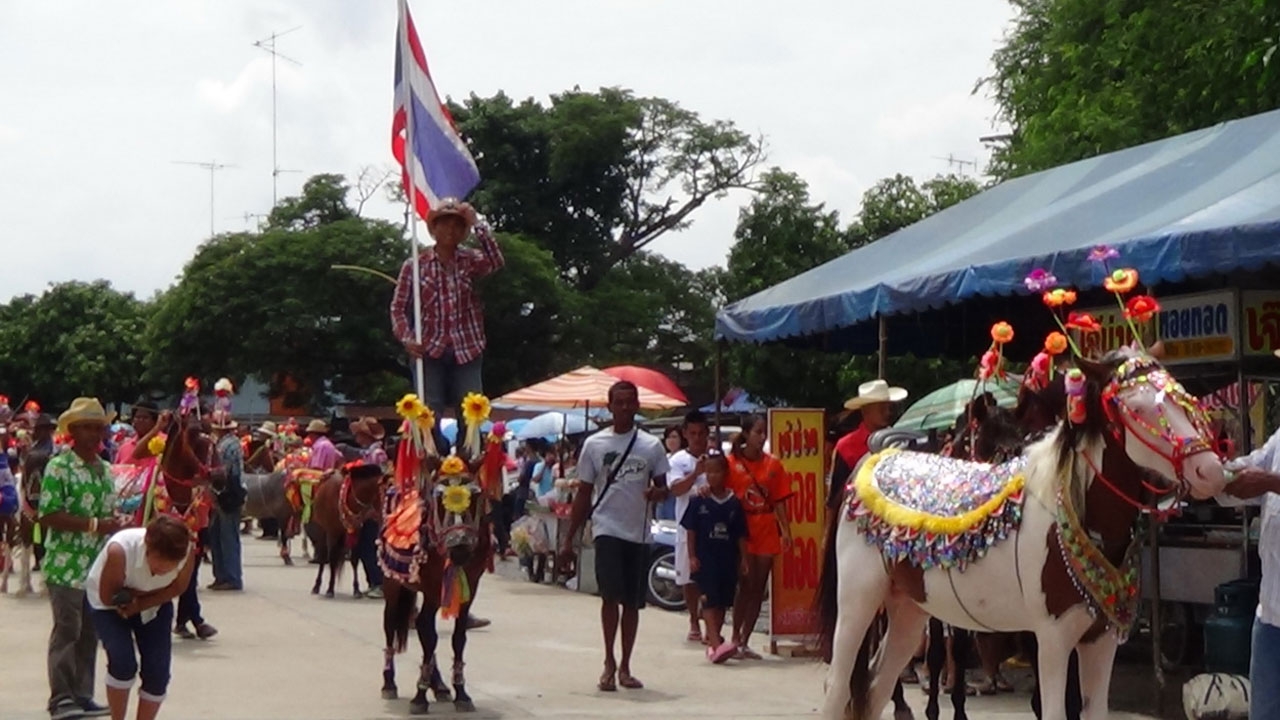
[818,259,1229,720]
[379,393,502,715]
[308,461,384,598]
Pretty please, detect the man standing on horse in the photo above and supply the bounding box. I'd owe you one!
[389,198,504,452]
[39,397,121,719]
[825,380,908,515]
[208,410,245,591]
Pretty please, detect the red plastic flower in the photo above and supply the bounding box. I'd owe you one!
[1104,268,1139,293]
[1125,295,1160,322]
[24,400,40,413]
[990,322,1014,345]
[1042,288,1077,308]
[1066,312,1103,333]
[1044,332,1069,355]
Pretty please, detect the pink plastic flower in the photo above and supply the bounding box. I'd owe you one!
[1088,245,1120,264]
[1023,268,1057,293]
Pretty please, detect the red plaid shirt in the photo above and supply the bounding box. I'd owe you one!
[390,223,504,363]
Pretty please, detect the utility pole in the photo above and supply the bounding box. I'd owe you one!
[173,160,237,237]
[252,26,302,208]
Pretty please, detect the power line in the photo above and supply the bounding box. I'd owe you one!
[173,160,238,237]
[252,25,302,208]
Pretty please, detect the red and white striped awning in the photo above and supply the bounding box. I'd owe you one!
[495,366,686,410]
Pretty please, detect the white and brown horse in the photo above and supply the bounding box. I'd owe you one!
[818,348,1227,720]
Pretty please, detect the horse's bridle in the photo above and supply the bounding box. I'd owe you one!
[1089,356,1218,515]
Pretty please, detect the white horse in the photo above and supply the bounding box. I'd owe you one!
[818,348,1228,720]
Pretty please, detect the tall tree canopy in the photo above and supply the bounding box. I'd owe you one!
[0,281,149,409]
[450,87,765,289]
[985,0,1280,178]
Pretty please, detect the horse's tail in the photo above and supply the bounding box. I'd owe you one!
[386,580,417,653]
[814,511,841,662]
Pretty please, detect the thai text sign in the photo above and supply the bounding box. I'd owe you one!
[768,408,826,640]
[1080,290,1237,365]
[1242,291,1280,357]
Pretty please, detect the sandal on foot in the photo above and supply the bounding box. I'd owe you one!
[686,630,703,643]
[710,641,737,664]
[597,669,617,692]
[738,646,762,660]
[618,672,644,689]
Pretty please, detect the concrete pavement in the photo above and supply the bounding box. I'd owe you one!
[0,537,1162,719]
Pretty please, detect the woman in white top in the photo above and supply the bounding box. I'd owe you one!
[84,515,195,720]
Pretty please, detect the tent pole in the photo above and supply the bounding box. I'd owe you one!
[714,340,724,443]
[877,316,887,380]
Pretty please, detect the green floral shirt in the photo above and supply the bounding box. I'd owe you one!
[39,451,114,588]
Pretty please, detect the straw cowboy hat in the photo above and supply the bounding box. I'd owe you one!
[350,417,386,440]
[426,197,472,235]
[254,421,278,438]
[57,397,115,435]
[305,419,330,435]
[843,379,909,411]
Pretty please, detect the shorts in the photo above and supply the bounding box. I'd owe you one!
[693,567,737,610]
[594,535,648,610]
[675,535,692,586]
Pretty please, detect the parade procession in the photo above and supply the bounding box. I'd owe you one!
[4,1,1280,719]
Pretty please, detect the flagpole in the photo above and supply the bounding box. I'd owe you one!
[399,1,426,400]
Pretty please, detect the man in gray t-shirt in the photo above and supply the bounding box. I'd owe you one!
[561,381,669,692]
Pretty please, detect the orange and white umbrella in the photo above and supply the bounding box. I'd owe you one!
[495,366,685,410]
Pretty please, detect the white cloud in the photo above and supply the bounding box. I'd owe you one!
[0,0,1016,301]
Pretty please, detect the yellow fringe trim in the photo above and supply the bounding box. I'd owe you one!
[853,449,1025,536]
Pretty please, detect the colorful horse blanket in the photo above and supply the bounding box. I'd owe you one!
[846,449,1025,570]
[379,488,422,584]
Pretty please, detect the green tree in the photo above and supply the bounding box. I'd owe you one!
[144,178,409,409]
[477,233,569,395]
[0,281,149,410]
[721,169,858,407]
[984,0,1280,178]
[450,87,765,289]
[858,173,983,241]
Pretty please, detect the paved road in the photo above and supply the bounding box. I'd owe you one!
[1,538,1161,719]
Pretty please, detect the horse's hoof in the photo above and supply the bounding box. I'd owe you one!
[324,590,334,599]
[895,708,916,720]
[380,688,397,700]
[353,590,363,599]
[454,699,476,713]
[311,587,319,595]
[409,701,429,715]
[283,556,294,567]
[432,688,453,702]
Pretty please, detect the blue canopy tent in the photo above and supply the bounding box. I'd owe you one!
[715,108,1280,359]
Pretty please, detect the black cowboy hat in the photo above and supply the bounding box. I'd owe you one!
[34,414,56,429]
[130,399,160,417]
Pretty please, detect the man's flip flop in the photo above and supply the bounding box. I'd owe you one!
[618,672,644,689]
[710,642,737,664]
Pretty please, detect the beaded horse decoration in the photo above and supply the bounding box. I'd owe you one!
[848,322,1026,571]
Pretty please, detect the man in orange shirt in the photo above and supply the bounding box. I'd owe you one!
[825,380,908,514]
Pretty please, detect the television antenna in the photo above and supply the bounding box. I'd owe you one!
[227,211,270,231]
[934,153,979,175]
[173,160,238,237]
[252,25,303,207]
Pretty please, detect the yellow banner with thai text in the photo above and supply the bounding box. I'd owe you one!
[1242,291,1280,357]
[768,408,826,641]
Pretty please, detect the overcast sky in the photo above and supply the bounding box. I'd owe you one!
[0,0,1015,303]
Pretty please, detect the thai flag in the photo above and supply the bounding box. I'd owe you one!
[392,0,480,222]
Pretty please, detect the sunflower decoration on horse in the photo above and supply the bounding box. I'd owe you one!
[377,391,504,715]
[818,248,1228,720]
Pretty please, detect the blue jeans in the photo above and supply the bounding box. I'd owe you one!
[90,602,174,702]
[411,350,483,454]
[1253,618,1280,718]
[357,519,383,588]
[176,552,203,627]
[210,507,243,588]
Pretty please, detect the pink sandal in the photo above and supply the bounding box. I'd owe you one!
[709,641,738,664]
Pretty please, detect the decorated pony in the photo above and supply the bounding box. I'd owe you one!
[817,249,1229,720]
[379,393,496,714]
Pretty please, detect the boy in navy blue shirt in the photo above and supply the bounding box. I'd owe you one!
[680,454,748,663]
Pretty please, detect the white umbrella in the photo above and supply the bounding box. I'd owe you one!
[515,411,591,440]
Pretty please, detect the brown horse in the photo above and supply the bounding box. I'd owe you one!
[380,448,493,715]
[309,464,383,598]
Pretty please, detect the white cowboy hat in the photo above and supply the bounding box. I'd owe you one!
[843,379,909,411]
[1274,349,1280,359]
[210,410,238,431]
[305,419,330,435]
[57,397,116,435]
